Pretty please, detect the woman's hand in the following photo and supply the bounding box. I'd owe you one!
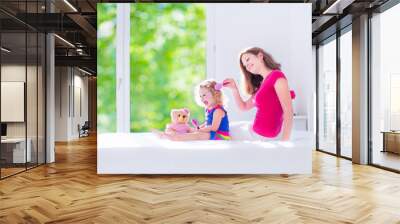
[223,78,238,90]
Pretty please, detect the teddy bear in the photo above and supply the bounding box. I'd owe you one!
[165,108,193,134]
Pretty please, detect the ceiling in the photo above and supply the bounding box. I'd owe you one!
[0,0,97,74]
[0,0,393,75]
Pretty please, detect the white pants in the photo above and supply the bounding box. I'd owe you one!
[230,121,283,141]
[249,124,283,141]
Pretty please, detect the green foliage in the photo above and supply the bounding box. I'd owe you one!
[97,3,117,133]
[130,3,206,132]
[97,3,206,133]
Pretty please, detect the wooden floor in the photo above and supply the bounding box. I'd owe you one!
[1,135,400,223]
[373,150,400,171]
[1,167,26,178]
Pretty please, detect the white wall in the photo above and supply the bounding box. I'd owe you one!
[206,3,313,126]
[1,82,24,122]
[1,66,25,127]
[379,5,400,130]
[73,73,89,137]
[1,65,41,137]
[55,67,89,141]
[1,64,46,163]
[55,66,68,141]
[312,45,317,134]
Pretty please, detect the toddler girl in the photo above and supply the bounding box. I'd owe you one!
[158,80,230,141]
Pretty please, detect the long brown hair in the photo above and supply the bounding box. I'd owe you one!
[239,47,281,95]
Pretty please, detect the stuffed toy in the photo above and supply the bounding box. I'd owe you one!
[165,108,193,134]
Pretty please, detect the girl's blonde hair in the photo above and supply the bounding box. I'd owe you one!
[194,79,224,106]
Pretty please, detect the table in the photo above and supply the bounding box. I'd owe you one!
[1,138,32,163]
[381,131,400,154]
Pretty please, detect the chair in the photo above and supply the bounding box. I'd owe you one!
[79,121,90,138]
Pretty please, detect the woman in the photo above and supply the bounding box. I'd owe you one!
[223,47,294,141]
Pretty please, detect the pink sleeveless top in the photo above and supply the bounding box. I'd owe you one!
[252,70,287,138]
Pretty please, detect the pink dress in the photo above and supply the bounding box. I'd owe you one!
[252,70,288,138]
[166,123,191,134]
